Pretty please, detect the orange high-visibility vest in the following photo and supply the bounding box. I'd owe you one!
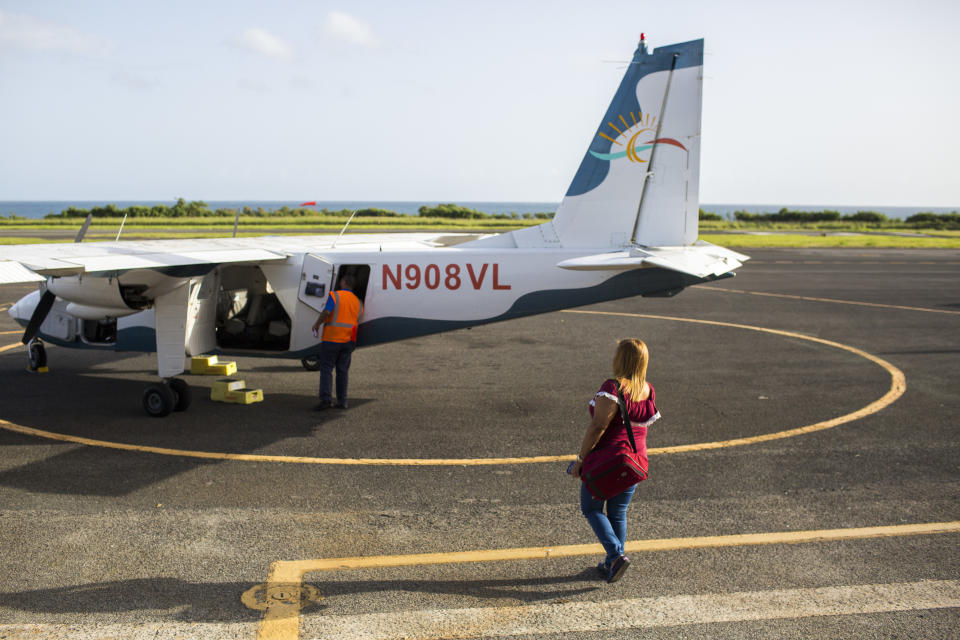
[321,289,363,343]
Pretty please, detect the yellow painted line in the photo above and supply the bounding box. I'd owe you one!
[0,330,23,335]
[0,421,572,465]
[562,310,906,454]
[698,285,960,315]
[0,313,905,464]
[0,341,22,353]
[252,521,960,640]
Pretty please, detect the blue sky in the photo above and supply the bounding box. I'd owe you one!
[1,0,957,207]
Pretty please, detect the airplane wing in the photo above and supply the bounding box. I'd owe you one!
[0,238,290,284]
[556,240,749,278]
[0,233,492,285]
[0,260,46,284]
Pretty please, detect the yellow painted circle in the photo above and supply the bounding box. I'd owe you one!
[0,312,906,465]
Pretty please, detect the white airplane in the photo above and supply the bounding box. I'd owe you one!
[2,35,747,417]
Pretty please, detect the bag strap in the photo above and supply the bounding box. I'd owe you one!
[615,381,638,454]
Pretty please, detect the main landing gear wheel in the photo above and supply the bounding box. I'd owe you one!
[27,339,47,371]
[301,355,322,371]
[168,378,192,412]
[142,379,192,417]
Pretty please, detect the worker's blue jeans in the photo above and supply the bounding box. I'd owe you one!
[318,340,355,405]
[580,483,636,566]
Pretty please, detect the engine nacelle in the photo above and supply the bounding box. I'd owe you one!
[45,275,149,311]
[64,303,138,320]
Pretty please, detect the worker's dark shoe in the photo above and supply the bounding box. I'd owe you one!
[607,555,630,583]
[334,402,349,409]
[314,401,333,411]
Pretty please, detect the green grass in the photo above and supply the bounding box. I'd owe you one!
[0,237,64,245]
[698,219,959,232]
[699,233,960,249]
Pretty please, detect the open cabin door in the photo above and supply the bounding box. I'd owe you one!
[286,254,335,352]
[298,254,335,311]
[185,272,218,356]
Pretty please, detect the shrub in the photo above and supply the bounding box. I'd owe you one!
[418,204,486,219]
[734,208,841,223]
[843,211,887,223]
[354,208,401,217]
[906,212,960,229]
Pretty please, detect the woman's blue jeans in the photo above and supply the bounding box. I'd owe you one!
[580,482,636,565]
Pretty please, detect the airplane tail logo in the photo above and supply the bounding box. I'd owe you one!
[591,110,687,163]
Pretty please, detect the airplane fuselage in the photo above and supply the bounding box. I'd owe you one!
[9,240,718,360]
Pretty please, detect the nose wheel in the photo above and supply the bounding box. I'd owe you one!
[27,338,47,371]
[142,378,192,417]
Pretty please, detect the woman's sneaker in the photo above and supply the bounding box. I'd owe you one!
[606,555,630,583]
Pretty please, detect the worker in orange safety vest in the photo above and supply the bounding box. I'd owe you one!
[311,274,363,410]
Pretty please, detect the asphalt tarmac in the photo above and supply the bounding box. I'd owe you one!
[0,247,958,639]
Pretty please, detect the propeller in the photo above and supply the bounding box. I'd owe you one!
[21,290,57,344]
[74,213,93,243]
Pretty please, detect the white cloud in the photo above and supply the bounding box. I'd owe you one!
[0,10,111,56]
[232,28,294,61]
[322,11,377,47]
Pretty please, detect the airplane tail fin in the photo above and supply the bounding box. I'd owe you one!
[555,36,703,249]
[479,36,698,252]
[552,36,704,248]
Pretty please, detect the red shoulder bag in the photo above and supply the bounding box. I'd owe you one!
[580,382,649,500]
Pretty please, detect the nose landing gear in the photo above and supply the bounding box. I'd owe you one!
[27,338,48,372]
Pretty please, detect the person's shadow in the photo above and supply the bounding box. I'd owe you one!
[0,569,602,622]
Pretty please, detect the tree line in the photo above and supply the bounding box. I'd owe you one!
[42,199,555,221]
[699,207,960,228]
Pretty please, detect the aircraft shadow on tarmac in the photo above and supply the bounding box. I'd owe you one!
[0,367,369,496]
[0,579,263,623]
[0,570,602,622]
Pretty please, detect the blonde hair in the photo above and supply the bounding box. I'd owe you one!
[612,338,649,399]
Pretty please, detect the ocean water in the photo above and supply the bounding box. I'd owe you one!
[0,200,956,220]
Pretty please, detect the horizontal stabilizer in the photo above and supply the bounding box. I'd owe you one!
[557,241,748,278]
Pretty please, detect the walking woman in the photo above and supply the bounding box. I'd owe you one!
[570,338,660,583]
